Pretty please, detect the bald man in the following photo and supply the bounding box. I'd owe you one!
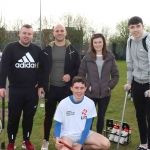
[38,24,80,150]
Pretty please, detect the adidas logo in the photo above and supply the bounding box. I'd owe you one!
[15,52,36,68]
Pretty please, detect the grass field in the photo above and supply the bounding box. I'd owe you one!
[0,60,140,150]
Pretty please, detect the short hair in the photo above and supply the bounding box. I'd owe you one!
[128,16,143,26]
[71,76,86,87]
[20,24,33,30]
[90,33,107,60]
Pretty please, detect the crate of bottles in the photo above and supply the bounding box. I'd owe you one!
[103,119,132,145]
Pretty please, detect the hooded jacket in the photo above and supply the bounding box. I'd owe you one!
[78,50,119,98]
[126,31,150,84]
[38,40,80,95]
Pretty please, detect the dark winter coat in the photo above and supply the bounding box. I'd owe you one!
[78,50,119,98]
[38,40,80,95]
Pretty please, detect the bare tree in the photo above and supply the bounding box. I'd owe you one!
[33,16,54,47]
[115,19,129,46]
[7,19,25,42]
[99,24,112,41]
[0,15,9,50]
[60,12,94,51]
[145,25,150,33]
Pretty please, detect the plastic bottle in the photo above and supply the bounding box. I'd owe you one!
[114,127,123,143]
[40,93,45,107]
[124,129,129,142]
[109,125,118,141]
[129,127,132,134]
[114,123,119,127]
[119,129,128,144]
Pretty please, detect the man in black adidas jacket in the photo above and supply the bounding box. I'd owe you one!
[38,24,80,150]
[0,24,42,150]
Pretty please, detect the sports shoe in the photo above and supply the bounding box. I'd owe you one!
[7,143,14,150]
[135,146,147,150]
[22,140,35,150]
[41,139,49,150]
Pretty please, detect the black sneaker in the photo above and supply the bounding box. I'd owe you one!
[135,146,147,150]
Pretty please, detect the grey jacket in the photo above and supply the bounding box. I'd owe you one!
[78,50,119,98]
[126,31,150,84]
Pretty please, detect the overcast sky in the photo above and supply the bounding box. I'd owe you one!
[0,0,150,31]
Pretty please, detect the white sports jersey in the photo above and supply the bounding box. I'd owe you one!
[54,96,97,138]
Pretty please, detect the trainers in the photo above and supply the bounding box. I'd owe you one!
[7,143,14,150]
[41,139,49,150]
[135,146,147,150]
[22,140,35,150]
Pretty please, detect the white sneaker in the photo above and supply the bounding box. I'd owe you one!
[22,141,26,149]
[41,139,49,150]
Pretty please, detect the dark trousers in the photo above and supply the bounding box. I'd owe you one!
[90,96,110,134]
[0,61,1,73]
[43,85,69,141]
[8,87,38,142]
[133,81,150,148]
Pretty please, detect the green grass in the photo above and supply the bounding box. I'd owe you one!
[0,60,140,150]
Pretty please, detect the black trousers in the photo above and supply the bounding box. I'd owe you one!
[43,85,70,141]
[90,96,110,134]
[133,81,150,148]
[8,87,38,142]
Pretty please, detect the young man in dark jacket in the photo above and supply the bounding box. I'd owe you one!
[0,24,42,150]
[38,24,80,150]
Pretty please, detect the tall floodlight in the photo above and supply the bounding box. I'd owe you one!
[40,0,42,48]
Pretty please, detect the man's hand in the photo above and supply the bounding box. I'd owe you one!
[124,84,131,91]
[38,88,45,99]
[62,74,71,82]
[55,137,63,150]
[0,88,7,97]
[145,89,150,97]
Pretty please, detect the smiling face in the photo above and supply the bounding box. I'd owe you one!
[128,23,144,39]
[19,27,33,47]
[70,82,87,102]
[93,37,103,54]
[53,24,67,42]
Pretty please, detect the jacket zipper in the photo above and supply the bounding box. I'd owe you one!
[48,48,52,92]
[100,59,107,98]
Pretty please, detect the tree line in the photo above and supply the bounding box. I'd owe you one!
[0,13,150,59]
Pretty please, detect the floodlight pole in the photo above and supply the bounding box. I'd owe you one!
[40,0,42,48]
